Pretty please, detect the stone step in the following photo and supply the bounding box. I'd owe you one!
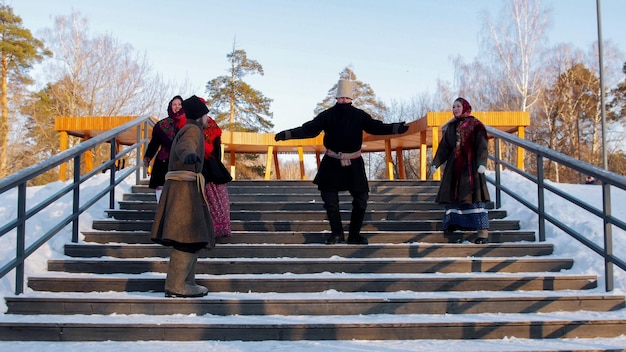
[90,219,521,232]
[81,230,536,244]
[123,193,440,202]
[47,257,574,274]
[6,292,623,315]
[104,209,508,221]
[2,313,625,341]
[26,273,598,293]
[119,200,496,211]
[64,243,553,259]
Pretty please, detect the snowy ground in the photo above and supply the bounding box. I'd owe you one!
[0,171,625,351]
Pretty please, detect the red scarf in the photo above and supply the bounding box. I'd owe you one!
[203,117,222,159]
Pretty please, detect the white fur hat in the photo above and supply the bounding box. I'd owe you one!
[335,79,354,99]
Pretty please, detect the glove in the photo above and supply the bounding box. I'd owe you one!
[143,157,150,168]
[274,131,287,141]
[477,165,486,174]
[183,154,201,165]
[398,122,409,134]
[430,165,437,175]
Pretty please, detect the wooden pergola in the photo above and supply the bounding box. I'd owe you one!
[55,112,529,181]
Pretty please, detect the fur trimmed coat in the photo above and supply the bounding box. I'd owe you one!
[432,116,490,205]
[151,119,215,251]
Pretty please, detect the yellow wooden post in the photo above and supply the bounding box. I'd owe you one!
[265,145,274,180]
[298,146,305,180]
[420,130,427,180]
[229,150,236,180]
[385,139,394,180]
[59,131,68,182]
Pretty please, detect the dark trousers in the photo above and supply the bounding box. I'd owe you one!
[321,190,368,239]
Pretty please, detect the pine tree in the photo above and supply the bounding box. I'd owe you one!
[0,4,51,177]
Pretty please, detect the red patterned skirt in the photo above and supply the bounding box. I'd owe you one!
[204,182,231,237]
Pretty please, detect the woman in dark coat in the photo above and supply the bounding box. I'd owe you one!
[143,95,186,201]
[431,97,491,244]
[275,79,408,245]
[151,95,214,297]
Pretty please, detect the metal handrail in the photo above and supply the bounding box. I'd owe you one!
[0,115,153,294]
[486,126,626,292]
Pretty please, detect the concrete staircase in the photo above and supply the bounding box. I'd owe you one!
[1,179,625,342]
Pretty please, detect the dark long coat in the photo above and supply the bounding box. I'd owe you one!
[432,116,490,205]
[144,117,179,189]
[282,103,406,193]
[151,119,215,251]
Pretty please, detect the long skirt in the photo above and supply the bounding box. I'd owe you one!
[205,182,231,237]
[442,202,489,230]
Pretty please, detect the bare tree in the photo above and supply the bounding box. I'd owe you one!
[41,12,170,120]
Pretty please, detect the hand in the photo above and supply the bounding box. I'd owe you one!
[184,154,201,165]
[143,157,150,168]
[477,165,486,174]
[274,131,286,141]
[398,122,409,134]
[430,165,437,175]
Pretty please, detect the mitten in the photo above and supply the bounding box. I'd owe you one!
[184,154,201,165]
[477,165,486,174]
[430,164,437,175]
[274,131,287,141]
[398,122,409,134]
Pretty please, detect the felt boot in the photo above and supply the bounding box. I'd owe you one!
[325,210,345,244]
[474,229,489,244]
[164,249,208,298]
[444,228,463,243]
[185,252,209,296]
[347,208,368,245]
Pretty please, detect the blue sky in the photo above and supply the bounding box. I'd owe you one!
[8,0,626,131]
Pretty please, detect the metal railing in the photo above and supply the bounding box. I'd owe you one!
[0,115,153,294]
[486,126,626,292]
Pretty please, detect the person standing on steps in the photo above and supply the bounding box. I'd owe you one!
[430,97,491,244]
[274,79,409,245]
[151,95,214,297]
[143,95,187,202]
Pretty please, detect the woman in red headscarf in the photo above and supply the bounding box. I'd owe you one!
[431,97,491,244]
[143,95,187,202]
[200,107,233,237]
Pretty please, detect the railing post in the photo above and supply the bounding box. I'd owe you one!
[536,155,546,242]
[494,137,502,209]
[136,124,143,185]
[72,155,81,243]
[602,181,614,292]
[110,138,117,210]
[15,182,26,295]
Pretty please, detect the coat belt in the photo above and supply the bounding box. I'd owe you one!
[325,149,362,167]
[165,170,209,205]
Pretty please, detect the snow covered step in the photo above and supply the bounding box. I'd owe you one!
[105,209,508,221]
[90,218,521,232]
[46,257,574,275]
[124,192,440,202]
[119,200,496,211]
[25,273,598,293]
[81,229,535,244]
[6,291,624,315]
[1,311,625,341]
[64,242,554,259]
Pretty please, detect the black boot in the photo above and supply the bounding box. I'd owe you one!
[325,210,345,245]
[444,228,463,243]
[347,208,368,245]
[474,229,489,244]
